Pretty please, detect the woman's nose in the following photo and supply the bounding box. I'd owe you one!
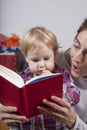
[73,53,83,63]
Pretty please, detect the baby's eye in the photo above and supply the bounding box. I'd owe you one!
[32,59,39,62]
[44,57,50,60]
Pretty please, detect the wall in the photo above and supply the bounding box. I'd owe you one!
[0,0,87,50]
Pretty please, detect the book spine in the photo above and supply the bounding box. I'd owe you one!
[19,87,29,117]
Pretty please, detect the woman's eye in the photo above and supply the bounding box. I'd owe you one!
[74,44,79,49]
[73,39,80,49]
[85,53,87,58]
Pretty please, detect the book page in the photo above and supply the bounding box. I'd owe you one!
[0,52,15,55]
[0,65,24,88]
[25,72,61,85]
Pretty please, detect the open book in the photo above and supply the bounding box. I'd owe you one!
[0,65,63,118]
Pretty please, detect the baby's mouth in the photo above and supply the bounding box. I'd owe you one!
[37,70,43,75]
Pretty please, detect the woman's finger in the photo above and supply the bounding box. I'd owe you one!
[1,113,29,125]
[41,97,71,115]
[0,106,17,113]
[51,96,70,107]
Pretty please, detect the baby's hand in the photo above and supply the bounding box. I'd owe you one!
[0,105,29,125]
[40,70,52,76]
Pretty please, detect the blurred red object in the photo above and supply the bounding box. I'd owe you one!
[0,34,7,47]
[0,52,17,72]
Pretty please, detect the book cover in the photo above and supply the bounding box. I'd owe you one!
[0,65,63,118]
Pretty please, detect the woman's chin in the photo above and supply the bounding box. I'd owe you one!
[71,70,80,78]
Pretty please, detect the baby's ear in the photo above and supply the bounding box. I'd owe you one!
[54,54,57,62]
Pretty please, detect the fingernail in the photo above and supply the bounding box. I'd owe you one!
[43,99,47,102]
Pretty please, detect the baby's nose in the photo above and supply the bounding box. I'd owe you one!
[38,62,46,69]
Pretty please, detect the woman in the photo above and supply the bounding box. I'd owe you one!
[37,18,87,129]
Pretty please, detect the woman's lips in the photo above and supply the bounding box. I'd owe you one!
[72,64,80,73]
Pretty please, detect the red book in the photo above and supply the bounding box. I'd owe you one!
[0,65,63,118]
[0,52,17,72]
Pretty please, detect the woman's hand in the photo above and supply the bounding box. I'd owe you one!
[37,96,77,129]
[0,105,29,125]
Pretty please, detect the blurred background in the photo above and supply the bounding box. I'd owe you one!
[0,0,87,50]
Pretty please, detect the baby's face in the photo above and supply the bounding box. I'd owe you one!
[26,45,55,75]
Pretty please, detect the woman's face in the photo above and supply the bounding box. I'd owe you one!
[70,30,87,78]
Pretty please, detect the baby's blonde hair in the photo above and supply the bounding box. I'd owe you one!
[21,26,59,57]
